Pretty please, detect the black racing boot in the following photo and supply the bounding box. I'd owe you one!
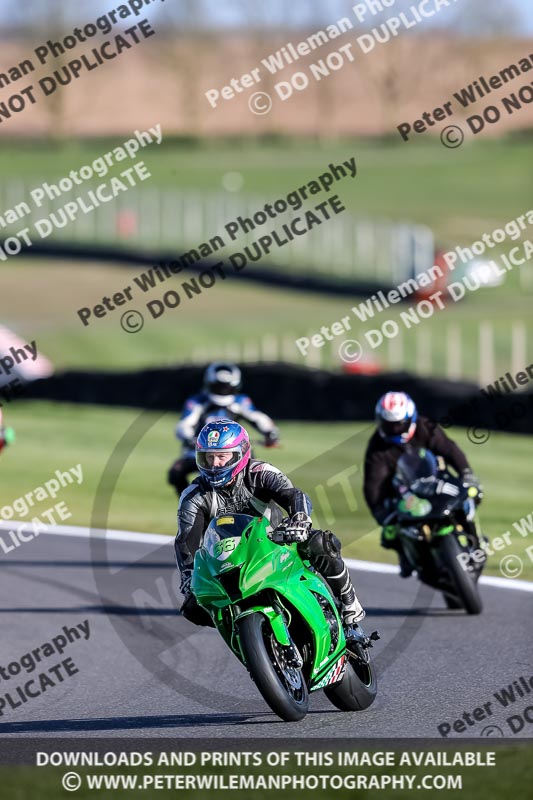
[333,566,365,623]
[398,550,413,578]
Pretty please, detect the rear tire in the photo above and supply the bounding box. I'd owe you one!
[324,650,377,711]
[238,613,309,722]
[438,535,482,615]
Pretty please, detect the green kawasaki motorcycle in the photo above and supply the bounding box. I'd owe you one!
[191,513,379,722]
[392,449,485,615]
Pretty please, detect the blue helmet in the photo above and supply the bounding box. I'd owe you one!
[196,419,251,488]
[375,392,418,445]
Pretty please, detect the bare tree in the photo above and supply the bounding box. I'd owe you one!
[2,0,69,139]
[143,0,220,130]
[350,0,525,133]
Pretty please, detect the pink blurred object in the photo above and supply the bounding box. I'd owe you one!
[0,325,54,391]
[116,210,139,238]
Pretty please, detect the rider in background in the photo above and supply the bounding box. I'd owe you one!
[0,409,14,454]
[175,419,365,637]
[363,391,482,577]
[168,362,280,496]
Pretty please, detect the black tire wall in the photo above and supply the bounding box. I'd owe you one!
[19,363,533,433]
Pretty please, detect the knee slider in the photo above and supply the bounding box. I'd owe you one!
[305,530,341,558]
[323,530,342,557]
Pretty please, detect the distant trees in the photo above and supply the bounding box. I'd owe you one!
[0,0,526,138]
[2,0,67,138]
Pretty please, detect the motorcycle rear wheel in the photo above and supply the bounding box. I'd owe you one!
[238,612,309,722]
[324,646,377,712]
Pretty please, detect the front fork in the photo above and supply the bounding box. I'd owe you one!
[231,603,304,668]
[236,604,290,642]
[442,520,487,576]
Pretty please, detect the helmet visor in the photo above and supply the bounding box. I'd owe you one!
[207,380,236,396]
[380,419,411,439]
[196,448,241,472]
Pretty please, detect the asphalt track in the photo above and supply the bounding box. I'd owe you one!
[0,526,532,742]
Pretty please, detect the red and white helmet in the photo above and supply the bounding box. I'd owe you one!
[375,392,418,444]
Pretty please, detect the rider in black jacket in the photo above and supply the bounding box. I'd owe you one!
[363,392,481,576]
[176,419,365,635]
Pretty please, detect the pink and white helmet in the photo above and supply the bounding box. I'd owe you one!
[375,392,418,444]
[196,419,251,488]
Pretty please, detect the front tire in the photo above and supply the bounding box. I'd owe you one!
[324,648,377,712]
[438,535,482,615]
[443,593,463,610]
[238,613,309,722]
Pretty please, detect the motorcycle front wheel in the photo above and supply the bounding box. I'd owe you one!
[238,612,309,722]
[438,534,483,615]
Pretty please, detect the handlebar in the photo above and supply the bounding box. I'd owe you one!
[269,529,287,545]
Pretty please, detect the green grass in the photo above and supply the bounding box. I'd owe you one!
[1,136,532,380]
[1,136,532,243]
[2,256,533,383]
[2,402,532,580]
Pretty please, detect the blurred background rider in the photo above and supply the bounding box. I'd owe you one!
[168,362,280,495]
[363,391,482,577]
[0,409,15,455]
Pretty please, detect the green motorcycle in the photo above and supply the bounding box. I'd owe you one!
[191,513,379,722]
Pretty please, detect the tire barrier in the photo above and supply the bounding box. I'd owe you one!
[19,362,533,434]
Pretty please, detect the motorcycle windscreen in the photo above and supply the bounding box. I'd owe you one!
[202,514,255,561]
[394,448,438,488]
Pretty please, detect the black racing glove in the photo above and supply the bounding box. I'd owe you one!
[461,468,482,491]
[374,498,398,526]
[277,512,312,544]
[408,476,459,500]
[461,469,483,505]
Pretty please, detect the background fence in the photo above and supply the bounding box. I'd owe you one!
[3,181,531,387]
[1,181,434,286]
[189,319,531,386]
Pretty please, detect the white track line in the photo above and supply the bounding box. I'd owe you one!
[1,521,532,592]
